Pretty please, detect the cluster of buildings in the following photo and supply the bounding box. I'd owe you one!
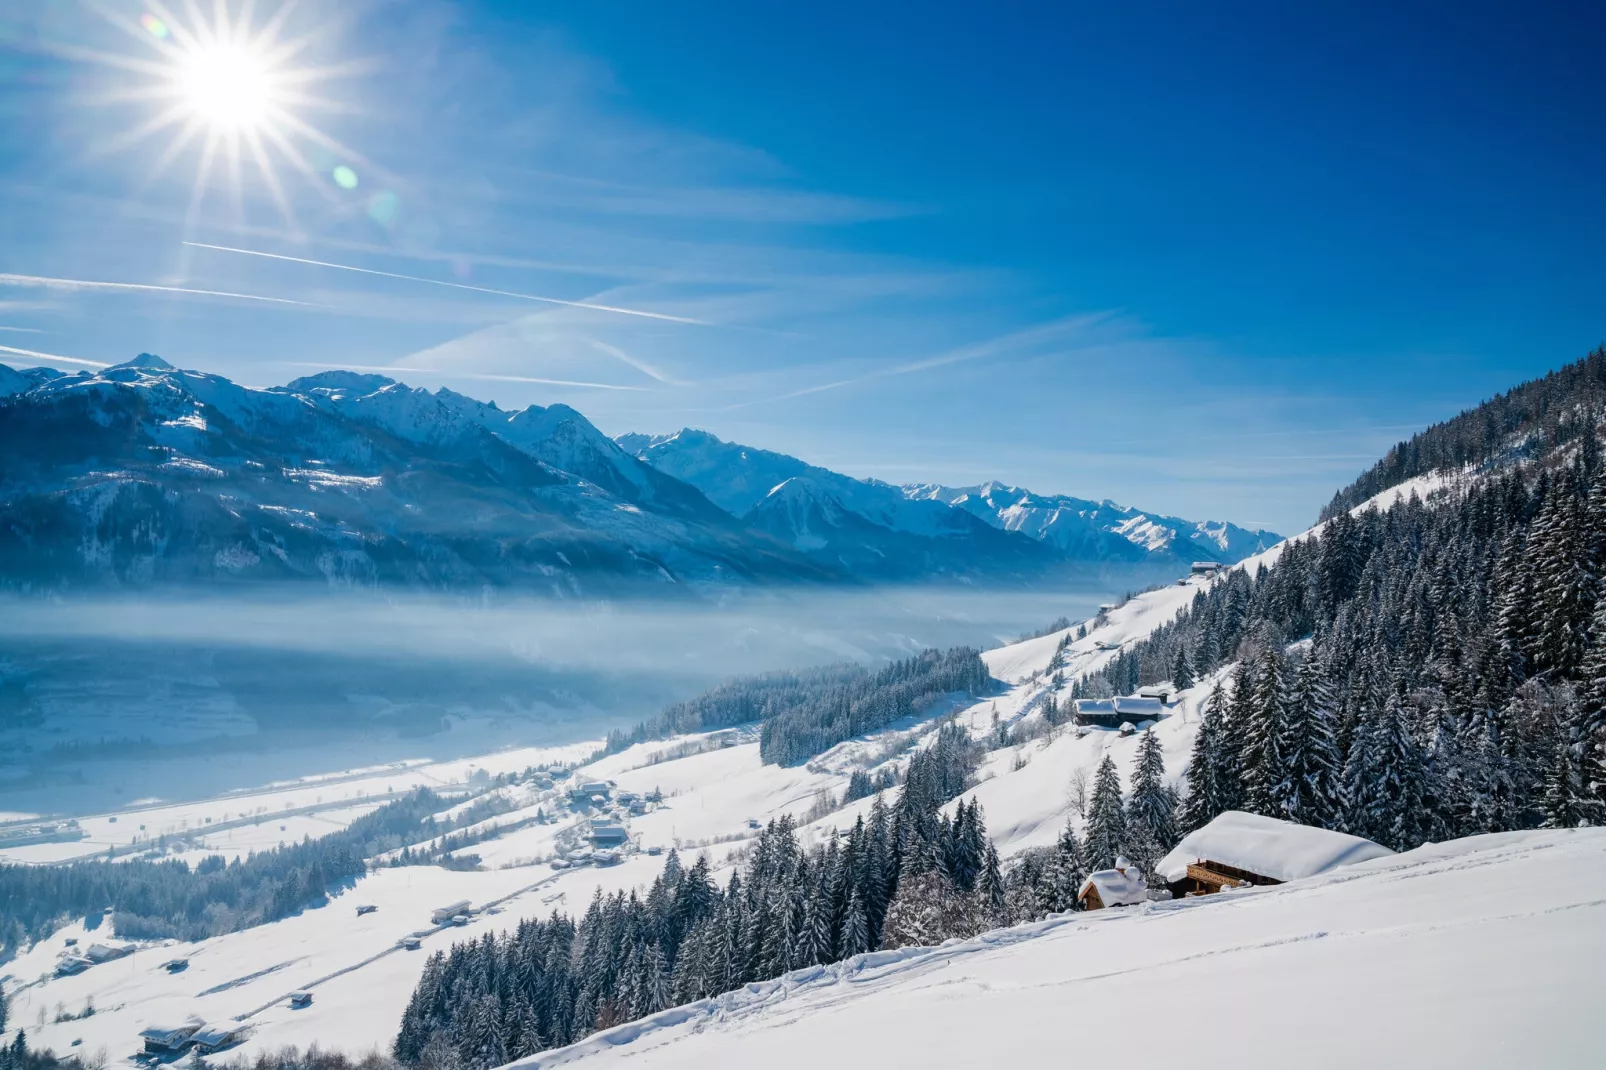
[55,940,135,977]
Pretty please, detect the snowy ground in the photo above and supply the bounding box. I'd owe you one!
[2,479,1498,1066]
[504,829,1606,1070]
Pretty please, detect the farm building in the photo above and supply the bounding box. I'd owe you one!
[588,822,630,848]
[430,900,472,924]
[1158,811,1394,897]
[139,1022,202,1055]
[1078,858,1147,910]
[1190,561,1223,576]
[83,942,134,964]
[55,956,92,977]
[189,1021,250,1053]
[1072,696,1165,728]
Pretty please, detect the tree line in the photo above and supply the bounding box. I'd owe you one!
[601,648,994,767]
[0,788,480,955]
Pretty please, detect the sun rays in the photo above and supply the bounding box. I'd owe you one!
[71,0,367,233]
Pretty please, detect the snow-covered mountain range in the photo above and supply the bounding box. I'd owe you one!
[0,356,1275,592]
[0,356,826,593]
[619,429,1279,577]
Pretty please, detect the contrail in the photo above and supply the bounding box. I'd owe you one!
[587,338,683,384]
[0,273,313,306]
[184,242,711,325]
[0,343,108,368]
[0,326,44,334]
[279,361,652,391]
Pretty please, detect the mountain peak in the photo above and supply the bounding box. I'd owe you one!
[111,352,176,371]
[282,371,398,397]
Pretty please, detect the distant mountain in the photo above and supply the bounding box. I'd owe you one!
[0,358,831,593]
[906,480,1278,565]
[620,429,1278,576]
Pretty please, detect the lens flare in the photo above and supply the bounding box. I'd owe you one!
[139,13,169,39]
[332,165,358,189]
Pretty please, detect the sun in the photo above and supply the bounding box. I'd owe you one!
[174,40,279,133]
[71,2,367,231]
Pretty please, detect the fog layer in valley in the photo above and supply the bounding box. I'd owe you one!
[0,583,1118,816]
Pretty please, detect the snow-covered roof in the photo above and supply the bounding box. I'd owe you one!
[1074,696,1165,717]
[190,1021,247,1047]
[1157,811,1394,884]
[1078,866,1147,907]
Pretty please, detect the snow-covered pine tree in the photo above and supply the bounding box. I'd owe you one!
[1126,728,1178,850]
[1084,754,1127,870]
[1275,646,1343,826]
[1243,644,1288,816]
[1179,681,1228,832]
[1171,645,1195,691]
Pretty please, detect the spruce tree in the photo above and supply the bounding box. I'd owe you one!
[1084,755,1127,870]
[1180,682,1228,832]
[1126,729,1178,850]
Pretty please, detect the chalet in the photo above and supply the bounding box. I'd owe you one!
[161,958,189,973]
[399,936,423,951]
[83,942,134,964]
[568,781,615,807]
[430,900,472,925]
[1078,858,1147,911]
[1135,684,1174,703]
[1073,696,1166,728]
[1157,811,1394,898]
[189,1021,250,1054]
[588,822,631,848]
[1092,639,1124,652]
[55,956,92,977]
[1190,561,1223,576]
[288,992,313,1009]
[356,904,378,916]
[593,849,621,866]
[139,1022,202,1055]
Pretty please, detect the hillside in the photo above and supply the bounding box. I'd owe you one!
[502,829,1606,1070]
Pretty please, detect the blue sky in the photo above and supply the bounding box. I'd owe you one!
[0,0,1602,533]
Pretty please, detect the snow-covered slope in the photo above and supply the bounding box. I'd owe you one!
[501,828,1606,1070]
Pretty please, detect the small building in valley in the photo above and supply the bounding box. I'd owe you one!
[1073,696,1165,728]
[1158,811,1394,898]
[588,822,630,848]
[1190,561,1223,576]
[190,1021,250,1054]
[139,1022,202,1055]
[1078,857,1148,911]
[430,900,472,925]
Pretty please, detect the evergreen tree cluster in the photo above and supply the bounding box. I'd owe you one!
[395,728,995,1068]
[1082,446,1606,848]
[0,789,458,955]
[602,648,993,768]
[1321,346,1606,519]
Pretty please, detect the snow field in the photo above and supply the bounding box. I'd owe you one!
[504,828,1606,1070]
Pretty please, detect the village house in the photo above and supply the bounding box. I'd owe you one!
[1078,857,1148,911]
[189,1021,250,1054]
[1157,811,1394,897]
[139,1022,202,1056]
[1072,695,1166,729]
[430,900,472,925]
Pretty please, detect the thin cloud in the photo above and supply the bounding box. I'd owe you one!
[0,343,108,367]
[0,273,313,307]
[277,361,652,391]
[184,243,713,325]
[726,313,1117,409]
[0,326,44,334]
[587,338,685,385]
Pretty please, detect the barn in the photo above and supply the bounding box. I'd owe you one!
[1158,811,1394,897]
